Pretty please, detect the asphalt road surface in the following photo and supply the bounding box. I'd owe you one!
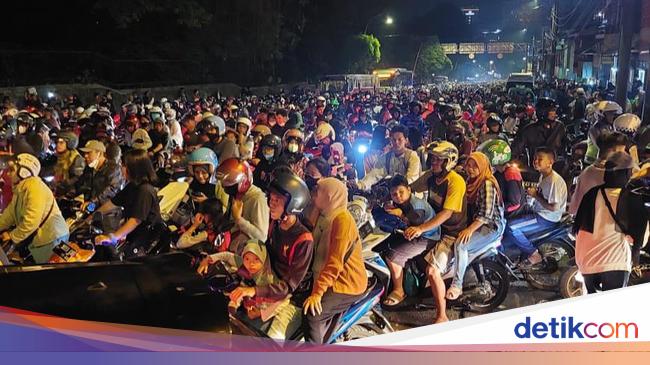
[382,281,561,330]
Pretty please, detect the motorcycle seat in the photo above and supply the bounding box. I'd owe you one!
[468,240,501,264]
[351,275,379,307]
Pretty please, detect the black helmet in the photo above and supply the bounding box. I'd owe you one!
[535,97,558,121]
[268,172,311,215]
[486,114,503,128]
[437,103,455,121]
[259,134,282,158]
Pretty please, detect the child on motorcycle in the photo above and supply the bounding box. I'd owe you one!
[226,240,292,323]
[446,152,506,300]
[177,198,229,251]
[503,148,568,266]
[379,174,440,308]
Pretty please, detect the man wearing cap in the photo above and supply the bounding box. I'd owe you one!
[75,140,124,209]
[131,128,153,152]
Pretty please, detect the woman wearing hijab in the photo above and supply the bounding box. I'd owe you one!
[304,178,367,344]
[446,151,506,300]
[574,152,634,293]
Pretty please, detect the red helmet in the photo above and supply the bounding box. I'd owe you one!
[216,158,253,198]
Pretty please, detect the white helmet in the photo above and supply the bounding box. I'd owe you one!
[15,153,41,179]
[614,113,641,135]
[236,117,253,137]
[427,141,459,172]
[598,100,623,114]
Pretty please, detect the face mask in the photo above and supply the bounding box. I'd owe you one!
[18,125,27,134]
[287,143,299,153]
[305,176,319,191]
[88,157,99,169]
[224,185,239,197]
[207,132,219,141]
[263,152,275,161]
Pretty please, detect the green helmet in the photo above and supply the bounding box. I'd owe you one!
[477,139,512,166]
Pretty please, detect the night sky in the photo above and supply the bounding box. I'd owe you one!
[1,0,551,85]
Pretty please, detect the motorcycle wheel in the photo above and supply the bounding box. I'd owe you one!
[465,259,510,314]
[559,265,586,299]
[525,240,575,291]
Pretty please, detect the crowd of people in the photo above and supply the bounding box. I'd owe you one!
[0,79,649,341]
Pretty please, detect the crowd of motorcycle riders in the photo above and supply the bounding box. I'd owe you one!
[0,79,648,342]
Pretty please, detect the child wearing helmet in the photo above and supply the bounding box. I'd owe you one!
[407,141,468,323]
[0,154,69,263]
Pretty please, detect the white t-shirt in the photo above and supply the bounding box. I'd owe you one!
[576,188,632,274]
[533,170,567,222]
[568,162,605,215]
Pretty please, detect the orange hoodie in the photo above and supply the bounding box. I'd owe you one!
[311,178,367,298]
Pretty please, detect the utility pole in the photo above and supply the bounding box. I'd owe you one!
[615,0,635,107]
[548,0,559,79]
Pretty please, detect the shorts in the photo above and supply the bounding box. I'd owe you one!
[422,235,456,273]
[385,236,435,267]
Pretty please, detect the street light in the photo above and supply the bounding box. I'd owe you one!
[364,13,394,34]
[489,60,494,65]
[472,59,476,63]
[522,57,527,61]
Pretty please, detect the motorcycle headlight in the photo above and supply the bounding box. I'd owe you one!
[357,144,368,154]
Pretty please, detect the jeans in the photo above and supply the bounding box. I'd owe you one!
[451,223,505,289]
[583,271,630,294]
[503,213,558,256]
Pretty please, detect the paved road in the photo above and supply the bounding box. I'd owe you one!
[381,281,561,330]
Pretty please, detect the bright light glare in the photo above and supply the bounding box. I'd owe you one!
[385,16,394,25]
[357,144,368,154]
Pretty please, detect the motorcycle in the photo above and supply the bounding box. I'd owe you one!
[217,245,394,344]
[358,179,510,314]
[499,214,575,291]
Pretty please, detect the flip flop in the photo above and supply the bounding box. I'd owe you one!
[382,291,407,307]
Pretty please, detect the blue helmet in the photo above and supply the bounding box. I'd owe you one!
[187,147,219,175]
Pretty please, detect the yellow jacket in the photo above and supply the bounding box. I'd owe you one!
[0,177,69,248]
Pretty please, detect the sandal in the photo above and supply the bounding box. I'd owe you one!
[382,291,407,307]
[446,286,462,301]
